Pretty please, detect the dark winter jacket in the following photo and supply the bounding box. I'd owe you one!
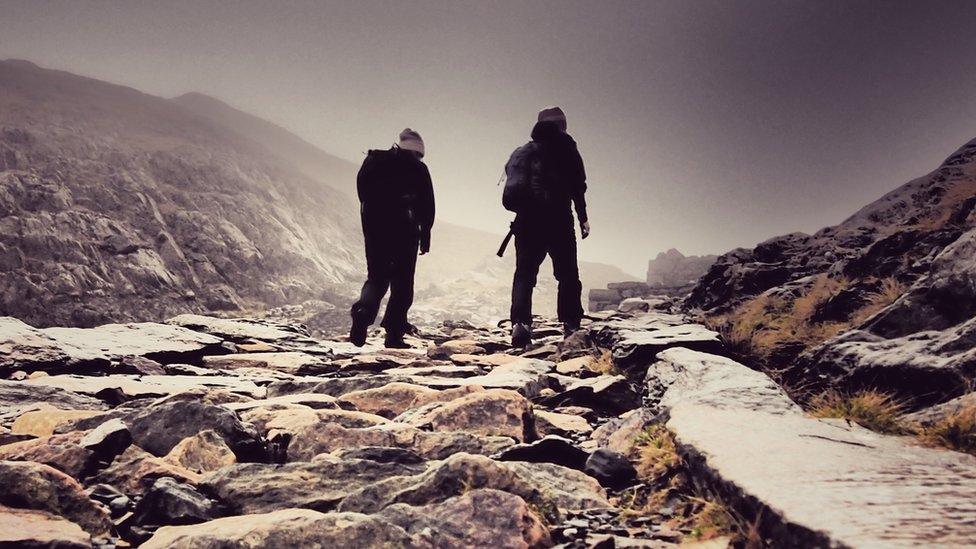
[526,120,588,225]
[357,147,435,252]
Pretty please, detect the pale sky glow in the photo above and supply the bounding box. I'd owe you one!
[3,0,976,274]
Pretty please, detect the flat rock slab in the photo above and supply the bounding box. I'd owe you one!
[613,324,724,373]
[668,404,976,548]
[167,314,306,342]
[42,322,225,364]
[203,352,332,375]
[652,347,976,547]
[0,505,92,549]
[25,374,265,399]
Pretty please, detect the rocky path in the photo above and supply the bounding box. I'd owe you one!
[1,307,975,548]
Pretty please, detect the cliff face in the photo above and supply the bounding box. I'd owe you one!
[686,136,976,406]
[645,249,717,291]
[0,60,362,327]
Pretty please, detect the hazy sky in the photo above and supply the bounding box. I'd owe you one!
[3,1,976,275]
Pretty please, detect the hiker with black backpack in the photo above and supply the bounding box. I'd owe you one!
[501,106,590,347]
[349,128,434,348]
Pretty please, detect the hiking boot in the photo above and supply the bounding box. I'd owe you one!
[384,332,410,349]
[563,322,581,338]
[511,322,532,348]
[349,308,369,347]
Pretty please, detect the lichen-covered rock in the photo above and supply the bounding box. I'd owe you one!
[379,488,551,548]
[0,460,112,536]
[0,431,94,477]
[201,456,426,514]
[339,453,609,518]
[124,400,264,461]
[397,388,536,442]
[141,508,417,549]
[163,430,237,474]
[91,446,202,495]
[0,505,92,549]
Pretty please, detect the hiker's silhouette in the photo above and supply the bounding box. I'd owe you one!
[502,107,590,347]
[349,128,434,348]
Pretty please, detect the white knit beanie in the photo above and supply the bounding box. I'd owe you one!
[537,106,567,130]
[398,128,425,157]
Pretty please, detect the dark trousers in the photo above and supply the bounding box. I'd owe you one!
[351,229,419,335]
[510,219,583,326]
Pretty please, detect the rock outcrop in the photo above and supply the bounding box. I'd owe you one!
[684,136,976,408]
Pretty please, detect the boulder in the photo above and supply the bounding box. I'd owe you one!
[495,435,590,470]
[79,418,131,462]
[589,408,655,457]
[379,488,551,548]
[0,505,92,549]
[124,400,264,460]
[539,375,640,415]
[130,477,215,528]
[0,431,94,477]
[0,379,108,412]
[202,352,333,376]
[618,297,651,313]
[396,388,536,442]
[11,408,105,437]
[534,410,593,437]
[284,421,513,462]
[584,449,637,490]
[163,430,236,474]
[201,457,426,514]
[428,339,487,359]
[0,460,112,536]
[339,453,609,517]
[612,324,724,374]
[336,382,438,417]
[91,446,202,496]
[141,508,417,549]
[329,446,425,465]
[116,355,166,375]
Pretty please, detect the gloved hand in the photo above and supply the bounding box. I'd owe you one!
[419,230,431,255]
[580,220,591,240]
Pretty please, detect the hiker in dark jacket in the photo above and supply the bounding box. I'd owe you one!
[349,128,434,348]
[508,106,590,347]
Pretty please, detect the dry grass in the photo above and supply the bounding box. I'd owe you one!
[849,277,907,326]
[809,390,909,434]
[587,350,618,375]
[916,405,976,455]
[707,275,907,368]
[633,423,681,480]
[683,498,735,542]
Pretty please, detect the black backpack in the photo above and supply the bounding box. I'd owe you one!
[501,142,542,213]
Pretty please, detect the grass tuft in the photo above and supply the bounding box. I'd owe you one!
[633,423,680,480]
[916,405,976,455]
[809,390,909,434]
[587,350,618,375]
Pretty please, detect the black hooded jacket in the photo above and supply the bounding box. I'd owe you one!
[527,121,588,225]
[356,147,435,250]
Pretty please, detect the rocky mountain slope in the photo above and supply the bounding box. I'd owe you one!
[0,59,362,328]
[0,60,630,330]
[2,309,974,547]
[686,136,976,407]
